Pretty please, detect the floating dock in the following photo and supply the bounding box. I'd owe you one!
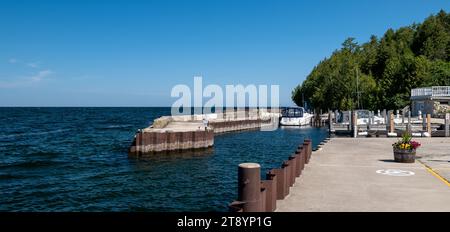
[326,110,450,138]
[129,109,280,156]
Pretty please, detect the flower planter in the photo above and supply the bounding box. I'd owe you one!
[393,148,416,163]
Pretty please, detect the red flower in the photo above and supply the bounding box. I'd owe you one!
[410,141,421,149]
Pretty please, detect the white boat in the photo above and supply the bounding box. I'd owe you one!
[356,110,385,125]
[280,107,314,126]
[338,110,385,125]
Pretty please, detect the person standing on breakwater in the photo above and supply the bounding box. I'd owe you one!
[202,117,209,131]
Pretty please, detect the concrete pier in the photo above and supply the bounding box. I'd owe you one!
[276,138,450,212]
[129,109,279,155]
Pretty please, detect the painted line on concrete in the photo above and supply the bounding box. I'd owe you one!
[418,160,450,187]
[314,164,425,169]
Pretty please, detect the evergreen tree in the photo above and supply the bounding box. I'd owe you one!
[292,10,450,111]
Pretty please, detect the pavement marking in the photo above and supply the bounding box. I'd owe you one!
[418,161,450,187]
[376,169,415,176]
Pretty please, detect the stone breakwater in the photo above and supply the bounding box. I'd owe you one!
[129,110,279,156]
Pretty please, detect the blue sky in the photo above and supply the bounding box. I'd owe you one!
[0,0,448,106]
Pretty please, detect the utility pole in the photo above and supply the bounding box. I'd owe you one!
[356,68,360,110]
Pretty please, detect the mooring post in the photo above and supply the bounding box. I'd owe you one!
[303,140,310,163]
[402,110,405,125]
[288,155,297,187]
[260,185,266,212]
[302,141,308,162]
[347,111,352,131]
[422,113,427,132]
[371,111,375,124]
[308,139,312,160]
[445,113,450,137]
[272,168,286,200]
[389,111,395,133]
[352,111,357,138]
[294,148,302,177]
[296,145,305,172]
[319,112,322,127]
[238,163,261,212]
[281,161,290,196]
[328,111,333,134]
[266,171,277,211]
[407,111,412,133]
[427,114,431,136]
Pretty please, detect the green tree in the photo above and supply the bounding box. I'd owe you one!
[292,10,450,111]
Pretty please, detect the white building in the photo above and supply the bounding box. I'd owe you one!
[411,86,450,117]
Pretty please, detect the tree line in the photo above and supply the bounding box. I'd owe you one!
[292,10,450,111]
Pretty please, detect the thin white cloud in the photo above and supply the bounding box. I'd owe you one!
[0,69,54,88]
[27,62,40,68]
[30,70,53,82]
[8,58,18,64]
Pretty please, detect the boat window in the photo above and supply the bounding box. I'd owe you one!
[283,108,304,117]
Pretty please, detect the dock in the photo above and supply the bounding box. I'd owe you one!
[326,110,450,137]
[276,138,450,212]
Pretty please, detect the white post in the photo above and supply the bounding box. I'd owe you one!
[401,110,405,125]
[445,113,450,137]
[407,111,412,133]
[352,111,357,138]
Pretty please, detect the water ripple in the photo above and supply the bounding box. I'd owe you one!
[0,107,327,212]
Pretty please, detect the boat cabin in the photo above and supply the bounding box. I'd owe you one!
[281,107,305,118]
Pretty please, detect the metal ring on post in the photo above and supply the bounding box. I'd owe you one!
[228,201,245,212]
[266,171,277,211]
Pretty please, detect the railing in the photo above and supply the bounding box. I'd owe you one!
[411,86,450,97]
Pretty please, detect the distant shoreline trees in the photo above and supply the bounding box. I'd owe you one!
[292,10,450,111]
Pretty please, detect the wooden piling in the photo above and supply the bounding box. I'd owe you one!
[445,113,449,137]
[328,111,334,134]
[407,111,412,133]
[352,111,357,138]
[265,171,277,211]
[422,114,427,132]
[389,112,395,134]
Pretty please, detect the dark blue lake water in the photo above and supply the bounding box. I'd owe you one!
[0,107,328,212]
